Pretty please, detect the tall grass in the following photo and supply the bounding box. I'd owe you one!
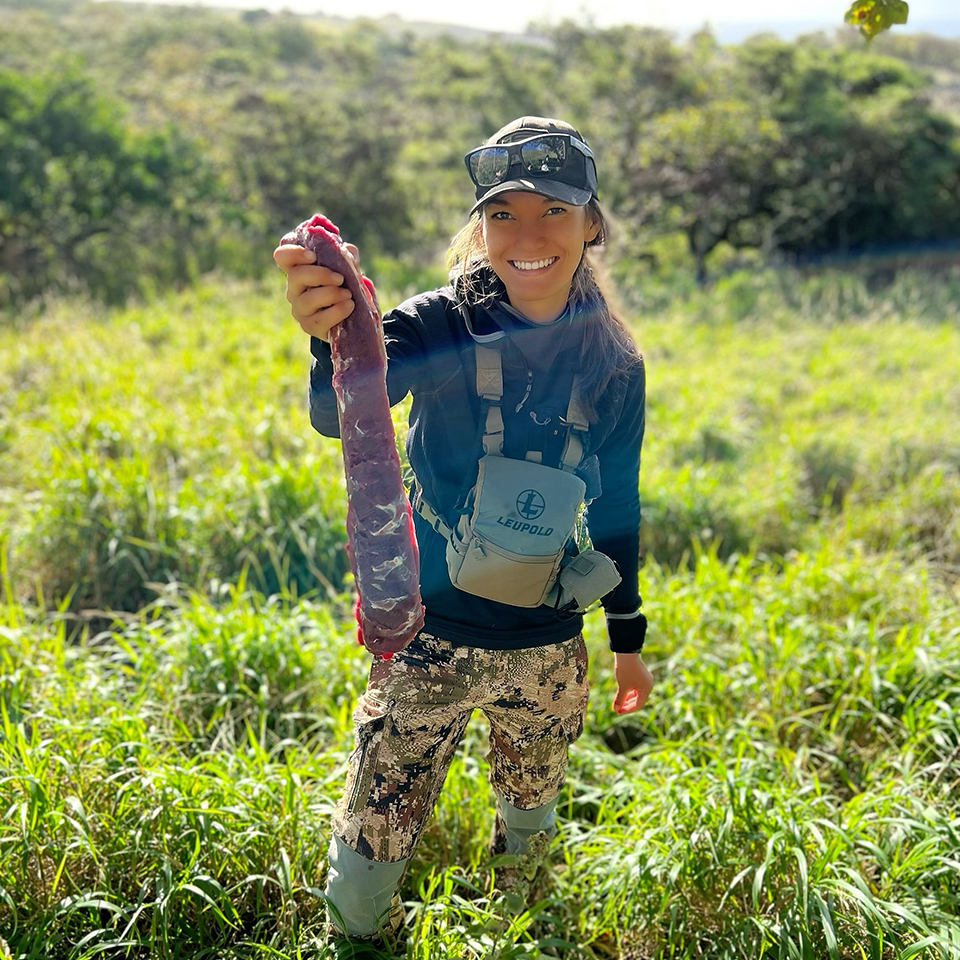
[3,268,959,612]
[2,279,353,613]
[2,545,958,957]
[0,588,352,958]
[1,265,959,957]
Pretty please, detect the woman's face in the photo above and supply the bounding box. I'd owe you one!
[481,191,599,323]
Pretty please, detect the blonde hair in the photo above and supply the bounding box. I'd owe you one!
[446,198,641,420]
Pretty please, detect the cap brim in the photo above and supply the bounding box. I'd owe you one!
[470,178,593,216]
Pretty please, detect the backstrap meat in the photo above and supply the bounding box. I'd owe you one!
[283,214,424,656]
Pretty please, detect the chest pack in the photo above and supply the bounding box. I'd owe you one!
[413,342,621,611]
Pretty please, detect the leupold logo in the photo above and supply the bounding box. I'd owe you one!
[516,489,546,520]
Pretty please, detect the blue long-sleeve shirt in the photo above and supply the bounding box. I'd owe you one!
[308,283,645,650]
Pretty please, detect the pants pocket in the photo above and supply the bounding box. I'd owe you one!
[560,697,587,744]
[346,693,387,813]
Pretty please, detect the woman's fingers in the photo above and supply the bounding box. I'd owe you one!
[274,242,356,340]
[293,283,353,319]
[296,280,351,308]
[292,287,355,340]
[284,263,347,300]
[273,243,315,272]
[275,244,346,296]
[613,689,641,714]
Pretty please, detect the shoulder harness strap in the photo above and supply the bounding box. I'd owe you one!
[477,340,589,470]
[410,481,452,539]
[413,339,591,532]
[475,342,505,457]
[560,375,589,472]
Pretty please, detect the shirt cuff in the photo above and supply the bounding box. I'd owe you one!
[605,610,647,654]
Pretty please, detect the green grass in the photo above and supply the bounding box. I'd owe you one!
[1,278,353,613]
[2,548,958,958]
[1,265,959,958]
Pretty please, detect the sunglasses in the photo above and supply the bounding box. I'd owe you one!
[464,133,595,189]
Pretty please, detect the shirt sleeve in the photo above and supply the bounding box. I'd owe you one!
[585,357,646,619]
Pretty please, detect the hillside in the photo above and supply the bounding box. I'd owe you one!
[1,0,959,309]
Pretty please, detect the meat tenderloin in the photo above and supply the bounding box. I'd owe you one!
[283,214,424,656]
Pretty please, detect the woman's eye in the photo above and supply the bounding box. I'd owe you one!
[546,206,567,216]
[490,211,512,220]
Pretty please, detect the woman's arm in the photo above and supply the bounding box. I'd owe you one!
[587,360,653,713]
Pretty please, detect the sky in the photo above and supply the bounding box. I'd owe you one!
[119,0,959,37]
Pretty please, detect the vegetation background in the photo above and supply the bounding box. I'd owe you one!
[1,2,959,958]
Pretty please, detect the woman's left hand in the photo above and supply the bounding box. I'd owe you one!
[613,653,654,714]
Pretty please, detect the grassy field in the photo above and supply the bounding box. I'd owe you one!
[1,266,959,959]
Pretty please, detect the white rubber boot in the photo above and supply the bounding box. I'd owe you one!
[324,833,408,940]
[495,791,558,855]
[489,792,558,911]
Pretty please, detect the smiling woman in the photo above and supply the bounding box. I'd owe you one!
[274,115,650,951]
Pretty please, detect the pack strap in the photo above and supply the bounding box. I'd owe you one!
[475,341,589,471]
[410,481,452,539]
[475,342,503,401]
[559,381,589,472]
[475,344,505,457]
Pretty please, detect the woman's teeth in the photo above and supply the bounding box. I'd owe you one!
[511,258,557,271]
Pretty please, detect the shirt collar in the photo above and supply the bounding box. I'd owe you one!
[465,299,574,343]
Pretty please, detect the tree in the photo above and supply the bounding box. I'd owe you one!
[229,87,412,257]
[625,38,960,279]
[225,25,415,255]
[0,66,220,306]
[737,40,960,257]
[630,100,785,283]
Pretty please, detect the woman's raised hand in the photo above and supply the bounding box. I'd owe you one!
[273,241,361,342]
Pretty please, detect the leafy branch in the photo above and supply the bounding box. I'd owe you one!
[844,0,910,38]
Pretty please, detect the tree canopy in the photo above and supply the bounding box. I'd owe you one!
[0,0,957,306]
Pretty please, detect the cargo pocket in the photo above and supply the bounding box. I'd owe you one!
[345,693,387,813]
[560,704,586,745]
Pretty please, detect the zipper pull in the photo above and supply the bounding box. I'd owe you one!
[515,369,533,413]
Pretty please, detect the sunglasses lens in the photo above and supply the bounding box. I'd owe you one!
[470,147,511,186]
[467,135,585,193]
[520,137,566,174]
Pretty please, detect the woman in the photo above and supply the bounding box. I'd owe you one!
[274,116,653,950]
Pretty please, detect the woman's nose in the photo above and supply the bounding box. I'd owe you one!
[514,220,546,250]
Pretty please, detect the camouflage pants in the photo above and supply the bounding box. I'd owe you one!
[332,631,589,863]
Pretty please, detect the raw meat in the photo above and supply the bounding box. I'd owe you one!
[283,214,424,656]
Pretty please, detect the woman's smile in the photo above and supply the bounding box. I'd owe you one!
[510,257,559,272]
